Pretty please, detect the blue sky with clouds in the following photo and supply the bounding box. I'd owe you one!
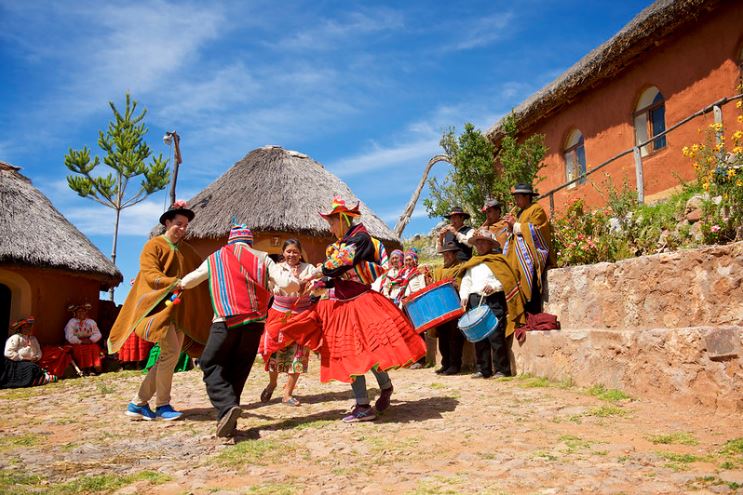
[0,0,650,302]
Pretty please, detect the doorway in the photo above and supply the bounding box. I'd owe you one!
[0,283,10,343]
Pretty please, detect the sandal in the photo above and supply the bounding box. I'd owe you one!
[282,397,301,407]
[260,385,276,403]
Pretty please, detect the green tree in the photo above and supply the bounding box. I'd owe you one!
[65,93,170,300]
[423,115,548,225]
[496,113,548,195]
[424,123,496,225]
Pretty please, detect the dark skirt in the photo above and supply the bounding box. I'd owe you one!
[0,358,45,389]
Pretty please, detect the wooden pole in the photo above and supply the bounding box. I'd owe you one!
[394,154,451,237]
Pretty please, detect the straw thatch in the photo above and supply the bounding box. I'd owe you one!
[0,161,122,289]
[182,146,401,245]
[487,0,725,141]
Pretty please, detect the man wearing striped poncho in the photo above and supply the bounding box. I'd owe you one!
[503,183,554,315]
[180,224,300,438]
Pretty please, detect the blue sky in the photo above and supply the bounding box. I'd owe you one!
[0,0,650,302]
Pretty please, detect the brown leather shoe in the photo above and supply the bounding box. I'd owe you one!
[216,406,242,438]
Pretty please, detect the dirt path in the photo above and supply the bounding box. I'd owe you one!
[1,365,742,494]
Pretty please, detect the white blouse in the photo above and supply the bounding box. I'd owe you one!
[271,261,321,296]
[4,334,42,362]
[64,318,102,345]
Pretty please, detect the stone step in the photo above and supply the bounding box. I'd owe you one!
[511,326,743,413]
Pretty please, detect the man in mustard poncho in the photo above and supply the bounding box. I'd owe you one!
[503,183,554,315]
[457,229,526,378]
[108,201,212,421]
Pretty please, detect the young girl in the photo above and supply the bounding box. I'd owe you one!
[259,239,319,406]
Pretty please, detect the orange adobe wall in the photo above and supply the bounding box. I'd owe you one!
[521,2,743,216]
[0,265,104,345]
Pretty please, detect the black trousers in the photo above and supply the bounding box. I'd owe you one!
[436,319,465,371]
[200,321,262,420]
[467,292,510,377]
[524,268,543,315]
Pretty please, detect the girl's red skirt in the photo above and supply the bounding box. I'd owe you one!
[264,290,425,383]
[71,343,102,369]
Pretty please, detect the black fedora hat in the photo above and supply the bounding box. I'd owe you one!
[511,183,539,196]
[159,200,195,225]
[437,240,461,254]
[444,206,471,219]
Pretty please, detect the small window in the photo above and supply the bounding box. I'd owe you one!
[634,87,667,157]
[564,129,587,188]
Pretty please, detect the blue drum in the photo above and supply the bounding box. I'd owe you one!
[402,280,465,334]
[458,304,499,342]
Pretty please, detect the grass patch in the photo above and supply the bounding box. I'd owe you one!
[0,434,40,450]
[721,438,743,455]
[586,405,627,418]
[216,439,295,467]
[292,419,335,431]
[586,384,630,402]
[0,470,170,495]
[246,482,301,495]
[655,451,703,471]
[429,382,447,389]
[514,373,573,389]
[95,382,115,395]
[532,450,558,461]
[648,432,698,446]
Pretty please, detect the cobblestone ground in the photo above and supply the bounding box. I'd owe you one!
[1,364,742,495]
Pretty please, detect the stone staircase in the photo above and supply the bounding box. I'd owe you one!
[512,242,743,413]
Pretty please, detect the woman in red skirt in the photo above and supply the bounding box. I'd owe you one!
[64,303,103,374]
[263,197,426,423]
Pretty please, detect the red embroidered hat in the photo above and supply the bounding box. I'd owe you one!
[319,196,361,218]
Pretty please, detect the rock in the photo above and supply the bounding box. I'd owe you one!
[686,208,703,223]
[685,194,706,214]
[690,221,703,242]
[705,328,740,360]
[719,470,743,484]
[609,217,623,234]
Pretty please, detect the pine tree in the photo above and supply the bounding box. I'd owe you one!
[65,93,170,300]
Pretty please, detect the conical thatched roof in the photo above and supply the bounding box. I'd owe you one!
[487,0,725,140]
[0,162,122,289]
[184,146,401,245]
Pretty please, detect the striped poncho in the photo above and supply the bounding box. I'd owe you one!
[206,244,271,328]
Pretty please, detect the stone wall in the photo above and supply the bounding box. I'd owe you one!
[543,242,742,329]
[513,242,743,413]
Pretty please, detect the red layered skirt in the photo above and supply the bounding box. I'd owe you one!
[118,332,154,362]
[39,346,73,377]
[263,290,426,383]
[71,343,102,369]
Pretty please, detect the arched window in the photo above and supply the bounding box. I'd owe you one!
[634,86,667,156]
[564,129,587,188]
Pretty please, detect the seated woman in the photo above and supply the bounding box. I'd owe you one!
[64,303,103,375]
[2,317,58,389]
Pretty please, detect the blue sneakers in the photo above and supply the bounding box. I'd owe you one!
[155,404,183,421]
[125,402,156,421]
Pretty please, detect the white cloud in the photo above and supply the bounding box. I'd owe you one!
[446,12,516,51]
[267,7,405,51]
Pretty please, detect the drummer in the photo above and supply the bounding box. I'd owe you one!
[422,240,466,376]
[456,229,526,379]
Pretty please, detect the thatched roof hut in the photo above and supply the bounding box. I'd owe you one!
[486,0,724,141]
[0,162,121,287]
[182,146,402,262]
[0,161,122,343]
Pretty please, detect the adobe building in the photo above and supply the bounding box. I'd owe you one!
[180,146,402,262]
[0,162,122,344]
[488,0,743,214]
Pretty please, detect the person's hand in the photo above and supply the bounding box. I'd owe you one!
[504,214,516,229]
[79,337,92,345]
[483,284,495,295]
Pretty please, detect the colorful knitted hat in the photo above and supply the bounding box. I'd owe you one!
[404,249,419,264]
[228,224,253,245]
[390,249,404,261]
